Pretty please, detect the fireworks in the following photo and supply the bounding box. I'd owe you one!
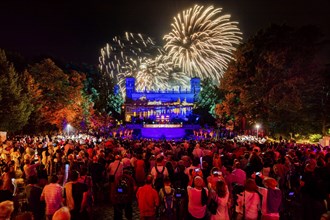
[99,33,190,96]
[99,5,242,97]
[163,5,242,81]
[99,32,163,96]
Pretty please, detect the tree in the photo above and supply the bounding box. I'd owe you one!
[65,63,123,120]
[220,24,328,135]
[0,49,33,132]
[28,59,88,132]
[195,78,223,125]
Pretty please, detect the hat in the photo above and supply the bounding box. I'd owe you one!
[193,176,204,188]
[263,177,277,189]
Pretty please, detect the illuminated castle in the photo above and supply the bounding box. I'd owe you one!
[124,77,200,123]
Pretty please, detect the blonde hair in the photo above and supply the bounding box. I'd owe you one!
[0,200,14,220]
[52,207,71,220]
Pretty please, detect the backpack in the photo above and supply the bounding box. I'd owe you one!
[154,166,165,191]
[161,188,175,216]
[115,176,130,203]
[267,188,282,213]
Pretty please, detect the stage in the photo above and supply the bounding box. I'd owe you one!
[127,124,200,139]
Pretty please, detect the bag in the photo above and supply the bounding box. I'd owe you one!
[115,176,130,203]
[207,190,218,215]
[154,166,165,191]
[109,162,120,183]
[161,188,175,216]
[267,188,282,213]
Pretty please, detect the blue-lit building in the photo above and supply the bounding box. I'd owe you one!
[124,77,201,123]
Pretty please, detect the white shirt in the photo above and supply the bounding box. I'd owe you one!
[187,186,208,218]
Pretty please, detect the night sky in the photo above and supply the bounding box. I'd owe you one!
[0,0,329,64]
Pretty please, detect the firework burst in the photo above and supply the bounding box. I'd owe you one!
[163,5,242,82]
[99,5,242,97]
[99,33,190,96]
[99,32,164,96]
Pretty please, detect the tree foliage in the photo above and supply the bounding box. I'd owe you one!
[195,78,223,125]
[65,63,123,118]
[0,49,33,132]
[27,59,89,131]
[220,24,329,135]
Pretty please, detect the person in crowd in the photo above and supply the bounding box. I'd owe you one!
[1,164,14,193]
[192,143,204,159]
[0,200,14,220]
[136,175,159,220]
[257,177,282,220]
[232,162,246,186]
[210,180,230,220]
[26,176,44,220]
[23,158,40,180]
[172,163,189,190]
[64,170,88,220]
[158,177,175,220]
[41,175,63,220]
[187,176,208,220]
[52,207,71,220]
[235,178,261,220]
[134,154,146,186]
[78,167,93,218]
[212,153,222,169]
[0,179,12,203]
[88,156,104,204]
[151,157,168,191]
[207,167,224,190]
[111,169,136,220]
[186,158,202,186]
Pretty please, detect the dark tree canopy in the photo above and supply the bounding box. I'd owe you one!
[0,49,33,132]
[220,24,329,135]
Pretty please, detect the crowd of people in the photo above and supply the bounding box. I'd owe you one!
[0,134,329,220]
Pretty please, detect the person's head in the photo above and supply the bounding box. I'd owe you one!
[52,207,71,220]
[192,157,200,166]
[210,167,220,176]
[263,177,277,189]
[70,170,79,181]
[215,180,227,198]
[163,177,171,186]
[193,176,204,189]
[156,157,163,164]
[234,162,241,169]
[145,175,153,185]
[50,175,59,184]
[244,178,258,192]
[24,159,31,165]
[0,200,14,219]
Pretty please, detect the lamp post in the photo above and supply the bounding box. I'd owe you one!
[256,124,260,138]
